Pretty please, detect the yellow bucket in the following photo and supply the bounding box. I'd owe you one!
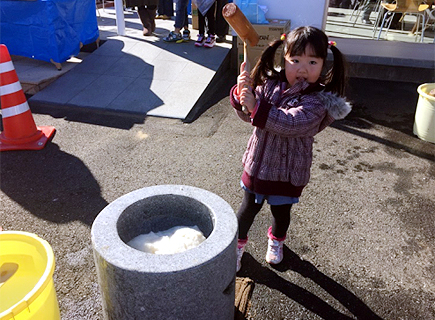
[414,83,435,144]
[0,232,60,320]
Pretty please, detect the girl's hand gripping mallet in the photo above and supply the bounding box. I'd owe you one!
[222,3,260,113]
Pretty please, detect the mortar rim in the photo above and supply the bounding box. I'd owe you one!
[91,185,238,273]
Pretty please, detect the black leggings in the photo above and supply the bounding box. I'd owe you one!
[237,190,292,240]
[198,2,216,35]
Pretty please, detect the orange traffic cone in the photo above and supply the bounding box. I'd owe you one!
[0,44,55,151]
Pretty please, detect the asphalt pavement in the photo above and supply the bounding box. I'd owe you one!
[1,74,435,319]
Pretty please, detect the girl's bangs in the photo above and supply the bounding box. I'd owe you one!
[286,30,327,59]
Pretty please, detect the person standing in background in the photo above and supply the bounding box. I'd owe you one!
[215,0,229,42]
[361,0,376,24]
[194,0,217,47]
[163,0,190,42]
[156,0,173,19]
[125,0,159,36]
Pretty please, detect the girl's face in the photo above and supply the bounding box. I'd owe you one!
[284,44,324,87]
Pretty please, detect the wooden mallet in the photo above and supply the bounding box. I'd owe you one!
[222,3,260,72]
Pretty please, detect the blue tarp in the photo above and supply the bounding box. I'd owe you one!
[0,0,99,63]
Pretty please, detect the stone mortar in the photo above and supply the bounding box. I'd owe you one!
[91,185,238,320]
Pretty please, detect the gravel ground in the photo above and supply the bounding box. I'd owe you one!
[1,77,434,319]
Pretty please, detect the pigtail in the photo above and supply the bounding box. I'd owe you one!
[323,44,347,97]
[250,39,283,88]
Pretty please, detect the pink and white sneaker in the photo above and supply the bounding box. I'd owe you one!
[265,227,285,265]
[265,238,284,264]
[195,34,206,47]
[203,35,216,48]
[236,239,247,272]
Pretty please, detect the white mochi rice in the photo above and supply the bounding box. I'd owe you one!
[127,225,206,254]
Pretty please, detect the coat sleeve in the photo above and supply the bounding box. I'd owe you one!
[251,87,352,137]
[252,95,328,137]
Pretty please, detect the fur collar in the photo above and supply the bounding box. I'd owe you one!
[313,91,352,120]
[271,71,352,120]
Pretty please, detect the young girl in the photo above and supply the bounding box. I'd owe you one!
[230,26,352,272]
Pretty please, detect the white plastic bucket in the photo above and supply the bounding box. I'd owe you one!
[414,83,435,144]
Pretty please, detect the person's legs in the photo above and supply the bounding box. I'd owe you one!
[195,11,206,46]
[236,190,263,272]
[184,4,189,29]
[198,10,206,35]
[361,0,375,24]
[205,2,216,35]
[203,2,216,47]
[174,0,188,31]
[147,5,157,33]
[138,6,152,35]
[237,191,264,240]
[158,0,173,17]
[182,3,190,40]
[138,5,157,35]
[215,0,229,41]
[270,204,292,239]
[163,0,188,41]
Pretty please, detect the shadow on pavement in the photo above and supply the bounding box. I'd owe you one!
[238,248,383,320]
[27,105,147,131]
[0,142,108,226]
[345,78,419,136]
[332,120,435,162]
[28,38,165,130]
[335,78,435,162]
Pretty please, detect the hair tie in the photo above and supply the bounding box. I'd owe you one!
[328,40,337,48]
[280,33,286,41]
